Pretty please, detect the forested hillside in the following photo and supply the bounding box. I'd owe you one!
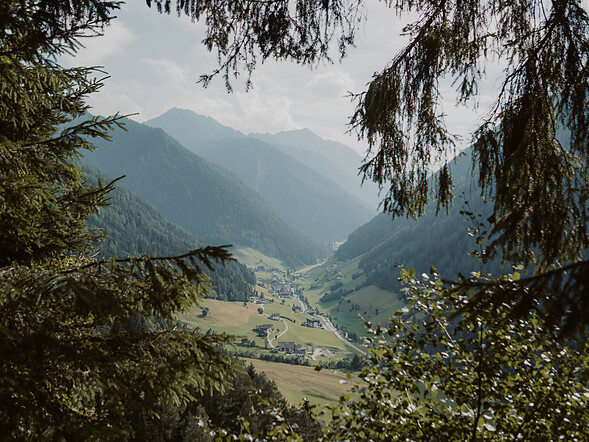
[335,150,503,291]
[147,109,373,243]
[83,118,327,266]
[83,164,256,302]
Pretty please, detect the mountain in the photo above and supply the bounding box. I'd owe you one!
[82,163,256,302]
[146,109,374,243]
[191,137,372,243]
[300,150,506,335]
[83,118,327,267]
[334,149,503,291]
[249,129,381,210]
[144,107,244,151]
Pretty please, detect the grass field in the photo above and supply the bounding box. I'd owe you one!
[296,255,405,335]
[178,295,357,359]
[241,358,360,408]
[330,285,406,335]
[231,246,286,271]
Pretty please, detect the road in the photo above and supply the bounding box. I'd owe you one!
[267,318,289,349]
[295,295,367,356]
[316,315,367,356]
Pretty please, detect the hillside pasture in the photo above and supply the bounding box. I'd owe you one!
[231,246,286,272]
[179,296,356,357]
[242,358,359,407]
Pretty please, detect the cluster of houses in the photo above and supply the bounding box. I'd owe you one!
[249,295,272,305]
[272,281,295,298]
[251,324,306,356]
[253,323,273,337]
[302,317,322,328]
[275,341,305,356]
[326,264,343,280]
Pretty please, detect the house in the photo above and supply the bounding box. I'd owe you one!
[250,296,272,305]
[277,287,293,298]
[276,341,305,356]
[253,324,273,337]
[303,317,322,328]
[268,313,281,321]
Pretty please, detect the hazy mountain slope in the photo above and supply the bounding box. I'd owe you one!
[82,163,256,302]
[146,109,373,243]
[198,137,372,243]
[300,150,505,333]
[250,129,381,210]
[144,107,244,153]
[83,118,327,266]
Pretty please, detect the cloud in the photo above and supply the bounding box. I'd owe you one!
[304,71,356,100]
[233,91,299,134]
[64,21,137,67]
[142,58,190,82]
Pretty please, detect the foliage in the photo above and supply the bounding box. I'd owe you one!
[125,362,321,442]
[84,163,257,302]
[321,268,589,440]
[154,0,589,334]
[0,0,123,266]
[146,0,364,91]
[1,247,238,439]
[351,0,589,266]
[0,0,239,438]
[350,0,589,331]
[334,151,501,293]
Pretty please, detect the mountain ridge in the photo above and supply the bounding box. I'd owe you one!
[82,162,257,302]
[83,117,327,266]
[146,108,375,242]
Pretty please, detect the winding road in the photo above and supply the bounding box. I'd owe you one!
[267,318,289,349]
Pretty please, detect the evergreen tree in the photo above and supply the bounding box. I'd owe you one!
[0,1,235,438]
[142,2,589,438]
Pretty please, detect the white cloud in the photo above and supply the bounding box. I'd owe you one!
[142,58,190,82]
[304,71,356,101]
[63,21,137,67]
[233,91,299,134]
[68,1,505,157]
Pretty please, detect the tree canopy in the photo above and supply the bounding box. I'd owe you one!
[1,1,237,438]
[322,268,589,441]
[3,0,589,438]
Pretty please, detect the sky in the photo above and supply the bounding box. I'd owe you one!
[62,1,500,155]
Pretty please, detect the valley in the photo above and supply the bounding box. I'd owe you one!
[177,248,375,409]
[85,108,502,412]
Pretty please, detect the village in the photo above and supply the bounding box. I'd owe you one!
[247,268,363,359]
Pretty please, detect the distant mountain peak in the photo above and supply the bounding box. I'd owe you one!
[145,108,243,143]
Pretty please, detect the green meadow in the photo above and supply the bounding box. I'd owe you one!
[241,357,361,408]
